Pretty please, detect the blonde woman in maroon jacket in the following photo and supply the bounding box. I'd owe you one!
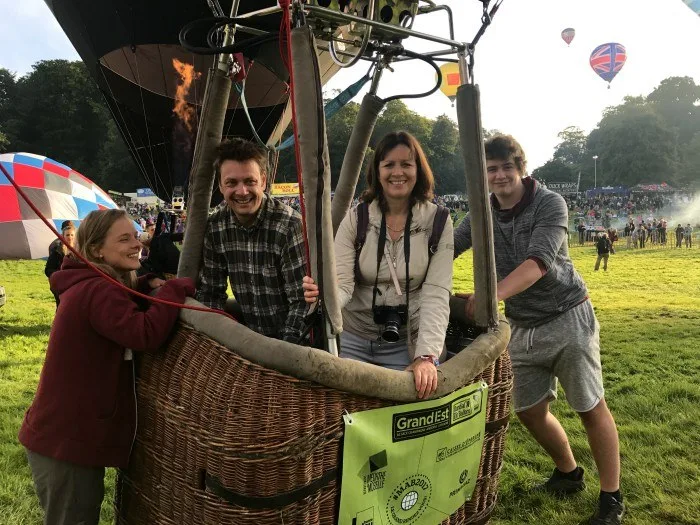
[19,209,195,525]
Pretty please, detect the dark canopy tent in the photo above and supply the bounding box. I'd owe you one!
[43,1,307,200]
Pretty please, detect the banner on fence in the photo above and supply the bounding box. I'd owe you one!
[547,182,579,195]
[271,182,300,196]
[338,382,487,525]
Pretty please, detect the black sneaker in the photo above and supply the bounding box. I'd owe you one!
[537,466,586,496]
[590,496,625,524]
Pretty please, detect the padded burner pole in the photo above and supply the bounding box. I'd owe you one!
[291,25,343,347]
[455,54,499,329]
[331,92,385,234]
[178,4,239,281]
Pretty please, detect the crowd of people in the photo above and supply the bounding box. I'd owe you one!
[575,218,694,251]
[25,134,627,525]
[563,191,687,219]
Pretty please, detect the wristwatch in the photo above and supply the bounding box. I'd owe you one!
[417,355,439,366]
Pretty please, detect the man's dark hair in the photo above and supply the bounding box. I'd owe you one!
[214,138,269,183]
[484,134,527,176]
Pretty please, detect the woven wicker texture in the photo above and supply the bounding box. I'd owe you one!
[116,323,512,525]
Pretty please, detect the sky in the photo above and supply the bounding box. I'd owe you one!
[1,0,700,171]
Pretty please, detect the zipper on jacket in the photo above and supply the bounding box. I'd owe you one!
[128,359,138,460]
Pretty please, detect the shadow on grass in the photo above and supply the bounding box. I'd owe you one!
[0,324,51,339]
[0,358,45,370]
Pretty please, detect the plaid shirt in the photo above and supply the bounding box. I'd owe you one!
[196,195,308,343]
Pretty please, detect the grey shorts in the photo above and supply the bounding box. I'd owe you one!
[509,300,604,413]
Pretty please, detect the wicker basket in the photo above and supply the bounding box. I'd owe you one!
[116,322,512,525]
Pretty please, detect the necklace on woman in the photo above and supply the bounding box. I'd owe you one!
[386,222,405,233]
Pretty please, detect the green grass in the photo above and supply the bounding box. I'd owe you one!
[2,247,700,525]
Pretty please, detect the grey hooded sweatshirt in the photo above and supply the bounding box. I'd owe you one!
[454,179,587,327]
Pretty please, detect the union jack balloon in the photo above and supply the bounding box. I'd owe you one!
[0,153,120,260]
[590,43,627,87]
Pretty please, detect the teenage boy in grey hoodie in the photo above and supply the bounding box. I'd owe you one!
[454,135,624,525]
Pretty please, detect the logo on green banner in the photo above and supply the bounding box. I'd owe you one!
[338,383,488,525]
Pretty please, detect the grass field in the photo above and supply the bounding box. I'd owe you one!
[1,246,699,525]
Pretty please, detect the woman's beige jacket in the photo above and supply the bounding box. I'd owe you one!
[335,199,454,360]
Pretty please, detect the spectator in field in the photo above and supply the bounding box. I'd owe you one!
[631,227,640,249]
[20,209,195,525]
[659,218,667,245]
[675,224,684,248]
[45,220,76,306]
[624,222,633,249]
[638,223,647,249]
[196,138,308,343]
[595,233,613,271]
[684,224,693,248]
[607,228,618,254]
[577,219,586,245]
[139,218,157,260]
[454,135,624,525]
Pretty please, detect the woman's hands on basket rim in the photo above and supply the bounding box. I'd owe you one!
[405,357,438,399]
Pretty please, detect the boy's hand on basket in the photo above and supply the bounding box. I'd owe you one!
[455,293,476,321]
[406,357,438,399]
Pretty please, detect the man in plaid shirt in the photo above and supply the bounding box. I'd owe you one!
[196,138,308,343]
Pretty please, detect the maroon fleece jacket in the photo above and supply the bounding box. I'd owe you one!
[19,258,194,468]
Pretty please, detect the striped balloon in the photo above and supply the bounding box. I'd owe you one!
[0,152,120,260]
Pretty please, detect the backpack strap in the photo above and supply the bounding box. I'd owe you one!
[354,202,369,281]
[428,205,450,259]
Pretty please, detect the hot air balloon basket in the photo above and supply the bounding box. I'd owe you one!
[115,323,512,525]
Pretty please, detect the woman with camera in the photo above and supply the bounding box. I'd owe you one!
[303,131,453,399]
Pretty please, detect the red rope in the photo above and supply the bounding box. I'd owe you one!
[279,0,311,275]
[0,163,236,322]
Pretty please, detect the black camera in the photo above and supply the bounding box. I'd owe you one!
[373,305,408,343]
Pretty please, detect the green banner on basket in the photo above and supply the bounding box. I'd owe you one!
[338,382,488,525]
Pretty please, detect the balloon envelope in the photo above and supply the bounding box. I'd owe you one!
[590,43,627,84]
[43,0,340,200]
[0,153,120,260]
[561,27,575,45]
[438,62,461,102]
[683,0,700,15]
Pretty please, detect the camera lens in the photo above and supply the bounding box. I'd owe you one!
[381,312,402,343]
[382,322,400,343]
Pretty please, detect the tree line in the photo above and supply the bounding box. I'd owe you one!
[532,77,700,190]
[0,60,474,195]
[1,60,698,194]
[0,60,143,192]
